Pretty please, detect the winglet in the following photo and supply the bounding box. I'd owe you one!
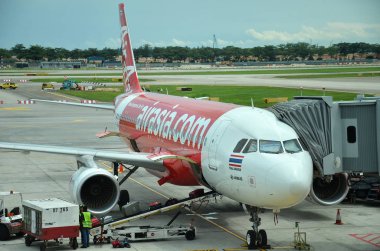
[119,3,143,94]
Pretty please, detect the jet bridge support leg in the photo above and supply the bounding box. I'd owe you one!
[245,205,269,250]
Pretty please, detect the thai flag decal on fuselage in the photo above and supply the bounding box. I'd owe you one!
[229,154,244,171]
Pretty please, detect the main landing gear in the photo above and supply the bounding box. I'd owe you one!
[245,206,270,250]
[113,162,139,210]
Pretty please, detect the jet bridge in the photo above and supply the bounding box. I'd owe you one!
[269,95,380,176]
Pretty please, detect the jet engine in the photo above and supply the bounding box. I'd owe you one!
[69,156,120,214]
[308,173,349,206]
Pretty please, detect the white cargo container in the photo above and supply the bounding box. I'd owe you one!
[22,198,79,250]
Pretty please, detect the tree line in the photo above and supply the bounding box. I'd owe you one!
[0,42,379,63]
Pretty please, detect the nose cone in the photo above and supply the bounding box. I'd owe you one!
[289,177,312,201]
[265,155,312,208]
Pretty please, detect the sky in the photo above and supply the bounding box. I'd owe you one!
[0,0,379,50]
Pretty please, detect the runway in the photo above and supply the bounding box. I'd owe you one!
[0,80,379,251]
[149,74,380,95]
[2,68,380,95]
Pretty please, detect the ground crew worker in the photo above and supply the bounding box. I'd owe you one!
[79,205,92,248]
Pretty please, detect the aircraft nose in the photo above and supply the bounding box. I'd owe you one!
[265,157,312,208]
[289,178,311,198]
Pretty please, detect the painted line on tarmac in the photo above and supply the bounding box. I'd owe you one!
[100,162,246,242]
[0,107,31,111]
[47,91,81,101]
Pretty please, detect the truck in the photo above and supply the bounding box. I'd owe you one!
[60,80,81,90]
[0,191,24,240]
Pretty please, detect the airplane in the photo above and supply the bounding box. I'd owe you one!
[0,3,349,249]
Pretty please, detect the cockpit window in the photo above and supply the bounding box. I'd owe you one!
[243,139,257,153]
[259,140,283,154]
[298,138,308,151]
[283,139,302,153]
[233,139,248,153]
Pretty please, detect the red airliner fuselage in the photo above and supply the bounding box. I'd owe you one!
[115,92,238,186]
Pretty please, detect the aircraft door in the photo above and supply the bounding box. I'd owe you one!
[207,120,231,171]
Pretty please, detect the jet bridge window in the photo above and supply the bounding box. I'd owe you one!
[233,139,248,153]
[283,139,302,153]
[243,139,257,153]
[347,126,356,143]
[259,140,284,154]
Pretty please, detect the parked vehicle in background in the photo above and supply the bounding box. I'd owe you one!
[0,83,18,89]
[0,191,24,240]
[41,82,55,90]
[60,80,81,90]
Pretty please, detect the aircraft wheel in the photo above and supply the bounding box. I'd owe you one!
[118,190,130,211]
[0,224,10,241]
[257,229,267,247]
[246,230,257,250]
[185,230,195,240]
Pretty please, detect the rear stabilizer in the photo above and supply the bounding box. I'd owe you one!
[119,3,142,93]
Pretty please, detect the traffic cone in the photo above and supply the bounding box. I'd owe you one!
[118,164,124,173]
[335,209,343,225]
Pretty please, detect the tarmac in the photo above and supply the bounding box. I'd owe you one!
[0,76,379,251]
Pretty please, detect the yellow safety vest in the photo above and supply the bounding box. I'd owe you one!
[82,212,92,228]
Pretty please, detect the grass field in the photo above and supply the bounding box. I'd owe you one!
[59,85,360,107]
[277,72,380,79]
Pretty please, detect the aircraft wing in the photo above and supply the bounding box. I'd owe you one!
[32,99,115,110]
[0,142,165,172]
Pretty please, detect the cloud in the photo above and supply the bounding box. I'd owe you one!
[246,22,380,43]
[104,37,121,49]
[84,40,97,48]
[140,38,193,47]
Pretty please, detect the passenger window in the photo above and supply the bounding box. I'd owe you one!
[259,140,283,154]
[233,139,248,153]
[243,139,257,153]
[283,139,302,153]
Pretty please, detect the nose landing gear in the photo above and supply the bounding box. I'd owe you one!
[245,206,270,250]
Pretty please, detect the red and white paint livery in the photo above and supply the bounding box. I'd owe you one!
[113,3,312,209]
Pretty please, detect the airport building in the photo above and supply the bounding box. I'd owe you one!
[40,61,82,69]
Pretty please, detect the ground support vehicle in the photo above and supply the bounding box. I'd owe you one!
[22,198,79,250]
[41,82,55,90]
[0,82,18,89]
[60,80,81,90]
[91,190,217,244]
[347,176,380,203]
[0,191,24,240]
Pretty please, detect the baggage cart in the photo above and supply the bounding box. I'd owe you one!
[22,198,79,250]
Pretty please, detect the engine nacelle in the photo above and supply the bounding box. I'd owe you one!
[308,173,349,206]
[69,156,120,214]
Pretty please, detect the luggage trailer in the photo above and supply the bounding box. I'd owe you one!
[90,190,217,244]
[22,198,80,251]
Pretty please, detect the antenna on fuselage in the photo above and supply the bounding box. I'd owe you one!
[251,98,255,108]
